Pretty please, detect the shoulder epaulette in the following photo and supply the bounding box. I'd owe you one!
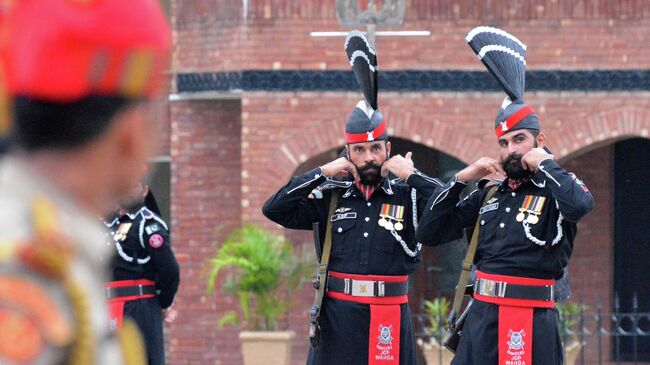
[139,208,168,231]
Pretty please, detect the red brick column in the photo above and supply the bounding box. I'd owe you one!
[168,100,243,364]
[565,145,614,364]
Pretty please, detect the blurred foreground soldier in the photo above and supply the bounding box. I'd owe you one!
[0,0,170,364]
[263,31,441,365]
[104,183,180,365]
[416,27,594,365]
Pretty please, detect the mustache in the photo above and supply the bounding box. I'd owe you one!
[356,162,382,185]
[502,153,533,180]
[503,153,523,166]
[358,162,381,174]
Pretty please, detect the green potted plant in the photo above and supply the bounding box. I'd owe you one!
[556,302,586,365]
[206,225,313,365]
[417,297,454,365]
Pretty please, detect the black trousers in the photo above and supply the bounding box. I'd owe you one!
[306,297,417,365]
[124,297,165,365]
[451,300,564,365]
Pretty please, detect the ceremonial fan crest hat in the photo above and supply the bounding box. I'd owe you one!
[466,27,540,138]
[344,30,387,144]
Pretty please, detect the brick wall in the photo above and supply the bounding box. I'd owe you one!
[565,145,615,364]
[175,0,650,23]
[168,100,242,364]
[152,98,171,158]
[174,1,650,73]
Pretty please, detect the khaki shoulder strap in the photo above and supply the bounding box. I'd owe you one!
[312,191,339,320]
[449,185,498,325]
[319,191,339,268]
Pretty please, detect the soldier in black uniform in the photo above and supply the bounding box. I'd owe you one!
[263,31,441,365]
[104,181,180,365]
[416,27,594,365]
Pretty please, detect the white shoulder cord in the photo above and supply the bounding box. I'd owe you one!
[523,199,564,246]
[390,230,422,257]
[389,188,422,258]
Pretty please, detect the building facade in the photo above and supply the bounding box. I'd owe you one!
[163,1,650,364]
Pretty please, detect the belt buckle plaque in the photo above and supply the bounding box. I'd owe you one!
[477,279,507,297]
[351,279,375,297]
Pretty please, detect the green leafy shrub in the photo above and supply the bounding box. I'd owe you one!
[422,297,451,341]
[206,225,313,331]
[556,302,586,345]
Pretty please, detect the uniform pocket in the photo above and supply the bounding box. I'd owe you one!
[331,218,356,255]
[478,210,499,242]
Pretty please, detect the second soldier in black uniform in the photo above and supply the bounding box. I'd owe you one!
[416,27,594,365]
[104,180,180,365]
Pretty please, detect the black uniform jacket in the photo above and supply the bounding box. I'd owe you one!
[263,167,442,275]
[105,203,180,308]
[416,158,594,280]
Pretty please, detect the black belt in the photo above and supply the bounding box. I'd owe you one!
[327,276,408,297]
[474,278,554,301]
[105,284,156,300]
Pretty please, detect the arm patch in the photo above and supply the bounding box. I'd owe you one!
[569,172,590,192]
[145,223,161,235]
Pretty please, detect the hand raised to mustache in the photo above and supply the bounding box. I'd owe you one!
[320,157,360,182]
[520,147,554,172]
[381,152,415,180]
[456,157,505,182]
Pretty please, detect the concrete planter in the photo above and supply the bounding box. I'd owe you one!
[239,331,295,365]
[564,340,584,365]
[417,338,454,365]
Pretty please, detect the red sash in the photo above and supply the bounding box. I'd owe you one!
[105,279,155,330]
[326,272,408,365]
[474,271,554,365]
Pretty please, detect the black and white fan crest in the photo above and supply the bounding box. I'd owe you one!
[345,30,378,111]
[466,26,528,104]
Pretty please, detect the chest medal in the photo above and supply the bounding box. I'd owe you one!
[113,222,132,242]
[516,195,546,225]
[378,204,405,231]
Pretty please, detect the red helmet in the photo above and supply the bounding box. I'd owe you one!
[1,0,171,102]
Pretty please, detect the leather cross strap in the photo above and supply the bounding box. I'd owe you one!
[310,191,339,329]
[448,185,498,326]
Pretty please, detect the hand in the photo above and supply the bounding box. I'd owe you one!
[163,308,177,324]
[381,152,415,180]
[320,157,360,182]
[456,157,504,182]
[521,148,554,172]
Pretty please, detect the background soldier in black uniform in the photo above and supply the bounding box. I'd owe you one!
[105,181,180,365]
[263,31,441,365]
[416,27,594,365]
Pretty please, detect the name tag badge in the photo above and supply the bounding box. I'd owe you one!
[479,202,499,215]
[330,212,357,221]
